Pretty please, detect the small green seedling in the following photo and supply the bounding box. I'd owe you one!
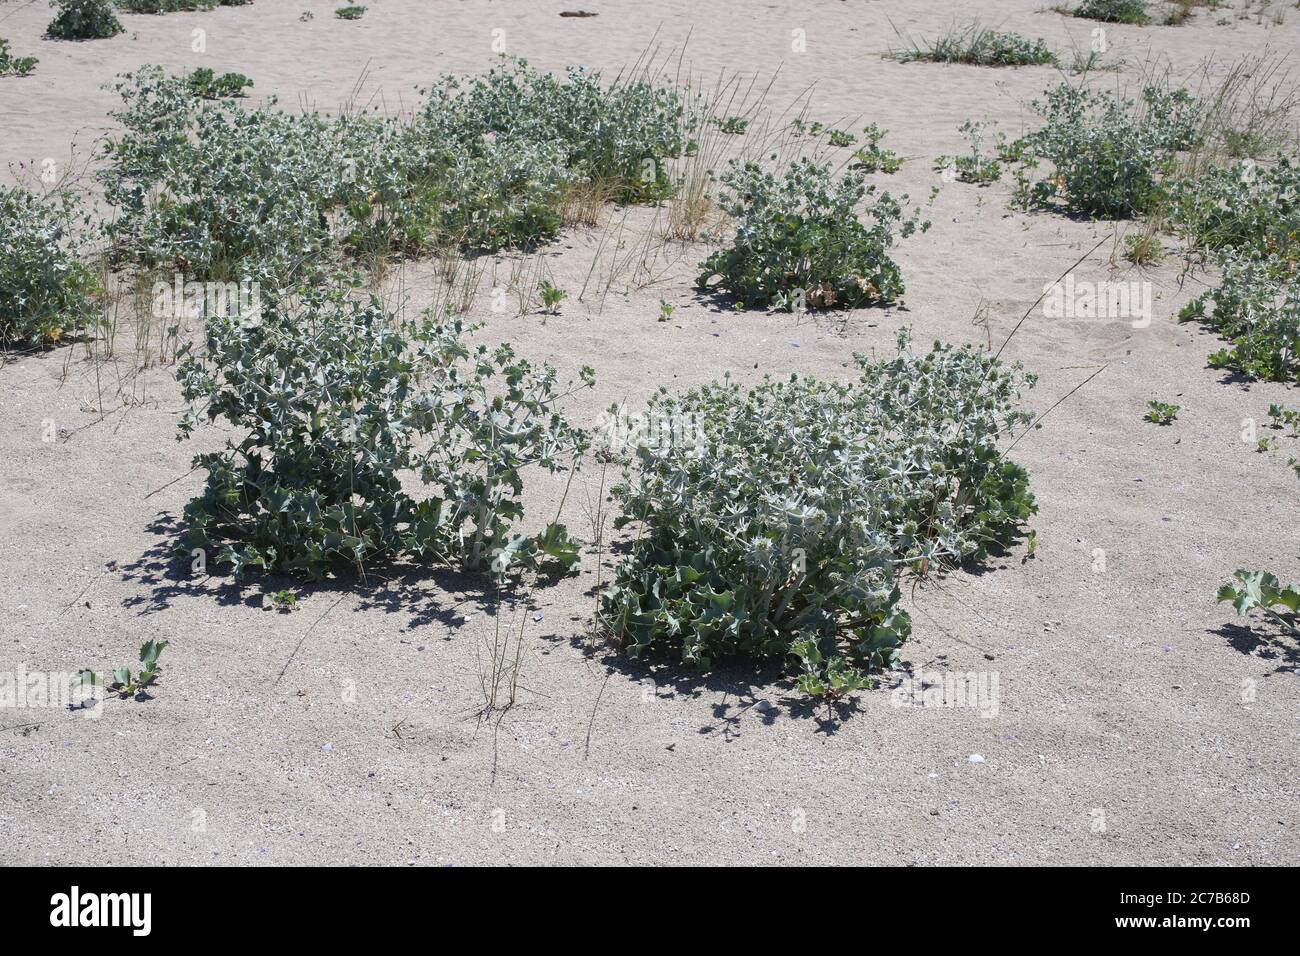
[935,120,1003,185]
[538,279,567,315]
[265,588,298,612]
[792,637,872,701]
[1144,400,1179,425]
[827,128,857,148]
[1218,569,1299,637]
[851,124,903,174]
[335,4,366,19]
[81,640,169,700]
[1268,403,1300,436]
[715,116,747,135]
[657,299,675,322]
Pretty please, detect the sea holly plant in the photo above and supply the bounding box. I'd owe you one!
[176,283,593,579]
[1168,156,1300,264]
[0,38,39,77]
[80,640,170,700]
[850,124,903,174]
[603,329,1037,698]
[1023,83,1200,218]
[1218,570,1299,637]
[891,24,1057,68]
[1144,399,1179,424]
[1179,251,1300,384]
[186,67,253,99]
[264,589,298,612]
[100,58,687,282]
[46,0,123,40]
[1065,0,1151,25]
[0,186,101,347]
[698,157,929,310]
[538,279,567,315]
[935,120,1003,185]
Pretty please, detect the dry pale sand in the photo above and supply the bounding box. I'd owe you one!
[1,0,1298,866]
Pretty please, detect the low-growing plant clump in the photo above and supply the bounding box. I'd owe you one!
[1022,83,1200,218]
[1145,399,1180,424]
[1169,157,1300,263]
[0,38,38,77]
[1063,0,1151,25]
[603,330,1037,697]
[851,124,903,174]
[538,279,567,314]
[186,67,253,99]
[46,0,124,40]
[175,284,592,579]
[118,0,221,12]
[0,186,101,347]
[1179,251,1299,383]
[697,158,928,311]
[1124,233,1164,265]
[892,24,1057,67]
[936,120,1003,185]
[101,59,686,283]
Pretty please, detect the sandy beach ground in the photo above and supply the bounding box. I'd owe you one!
[1,0,1297,865]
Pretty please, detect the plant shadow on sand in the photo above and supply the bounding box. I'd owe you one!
[119,512,515,630]
[583,646,896,737]
[558,610,885,735]
[1209,621,1300,676]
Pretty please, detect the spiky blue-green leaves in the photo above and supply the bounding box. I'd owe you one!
[603,330,1037,697]
[697,157,929,310]
[176,285,592,579]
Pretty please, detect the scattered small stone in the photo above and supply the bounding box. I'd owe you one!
[322,743,333,752]
[533,612,543,623]
[754,699,773,713]
[968,754,985,764]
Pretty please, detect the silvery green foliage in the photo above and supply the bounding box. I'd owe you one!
[1025,83,1199,218]
[698,158,929,310]
[603,331,1037,697]
[1218,570,1299,637]
[0,186,100,347]
[1071,0,1150,25]
[893,26,1056,67]
[1179,251,1299,383]
[176,283,593,579]
[101,59,685,282]
[103,68,341,283]
[1169,156,1300,262]
[415,58,686,203]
